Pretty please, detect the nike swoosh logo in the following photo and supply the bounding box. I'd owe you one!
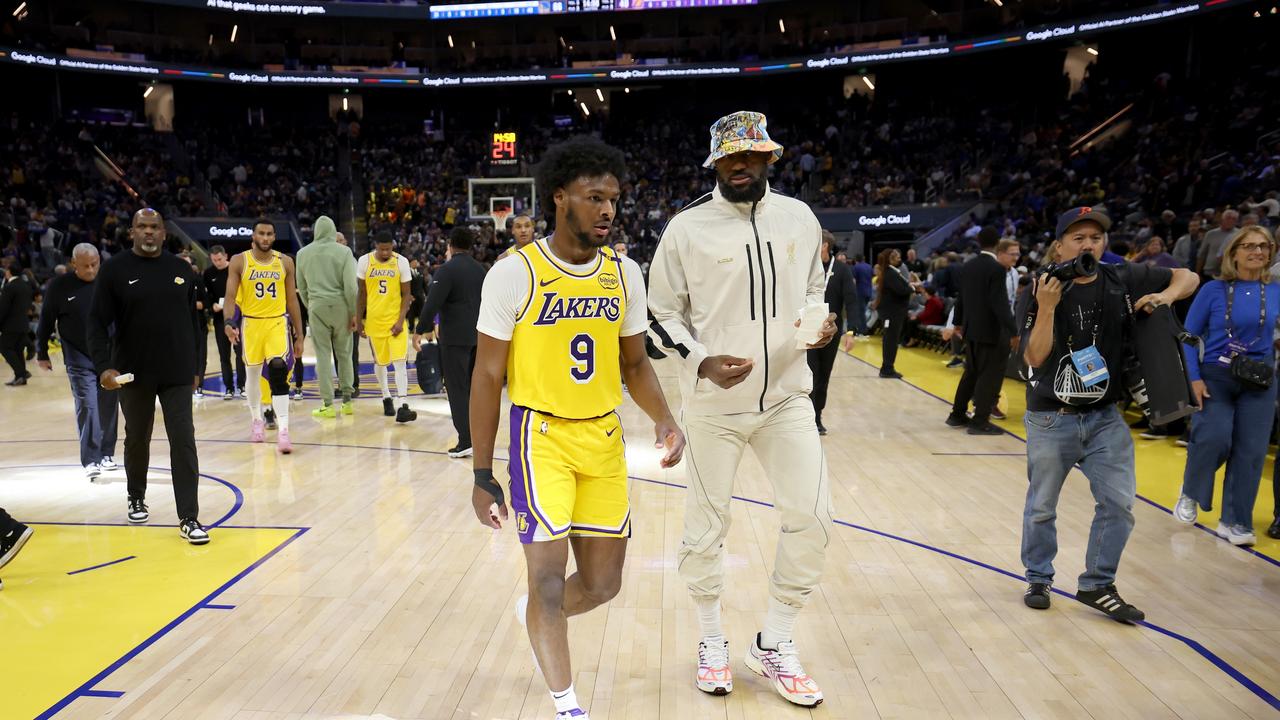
[67,296,76,301]
[128,279,140,285]
[539,277,562,287]
[605,428,617,437]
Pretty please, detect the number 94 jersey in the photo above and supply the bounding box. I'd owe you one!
[478,240,648,420]
[237,250,286,318]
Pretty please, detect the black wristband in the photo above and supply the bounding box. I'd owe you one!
[474,468,505,505]
[224,319,237,328]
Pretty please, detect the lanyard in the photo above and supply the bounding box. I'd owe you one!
[1225,281,1267,349]
[824,259,835,285]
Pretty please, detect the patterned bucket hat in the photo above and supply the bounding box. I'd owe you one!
[703,111,785,168]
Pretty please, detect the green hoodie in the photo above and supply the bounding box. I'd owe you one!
[296,215,357,315]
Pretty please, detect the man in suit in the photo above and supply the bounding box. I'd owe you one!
[413,226,486,458]
[850,254,873,334]
[946,227,1018,435]
[0,261,34,386]
[809,232,856,435]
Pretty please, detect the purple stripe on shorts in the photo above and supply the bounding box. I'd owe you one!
[506,405,541,543]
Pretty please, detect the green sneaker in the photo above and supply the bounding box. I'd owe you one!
[341,400,354,415]
[312,403,337,419]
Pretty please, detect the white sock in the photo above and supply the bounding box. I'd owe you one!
[246,364,263,420]
[272,395,289,430]
[375,364,391,398]
[393,358,408,401]
[695,597,723,641]
[760,597,800,650]
[550,684,579,713]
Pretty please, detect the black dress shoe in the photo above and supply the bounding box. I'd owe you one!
[945,413,969,428]
[5,376,26,386]
[816,420,828,436]
[1268,517,1280,540]
[967,422,1003,436]
[879,370,903,379]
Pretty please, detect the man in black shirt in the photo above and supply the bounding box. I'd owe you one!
[36,243,120,481]
[87,208,210,545]
[1019,207,1197,622]
[0,261,34,386]
[810,232,857,435]
[202,245,246,399]
[947,227,1018,435]
[413,226,485,457]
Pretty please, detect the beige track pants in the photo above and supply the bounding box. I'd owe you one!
[677,393,834,609]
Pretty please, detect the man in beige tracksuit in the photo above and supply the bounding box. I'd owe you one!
[648,110,836,708]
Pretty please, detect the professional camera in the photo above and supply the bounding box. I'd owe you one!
[1041,252,1098,282]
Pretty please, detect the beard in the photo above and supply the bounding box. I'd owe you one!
[566,205,610,248]
[717,173,767,204]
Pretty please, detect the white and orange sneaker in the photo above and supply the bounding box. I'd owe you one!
[250,419,266,443]
[744,634,823,707]
[696,637,733,695]
[277,428,293,454]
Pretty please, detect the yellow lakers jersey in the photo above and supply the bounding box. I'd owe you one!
[363,253,405,330]
[508,241,628,419]
[239,250,286,318]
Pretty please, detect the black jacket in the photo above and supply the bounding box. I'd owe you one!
[0,275,33,335]
[37,272,96,360]
[822,259,860,333]
[876,265,914,317]
[417,253,486,346]
[953,252,1017,343]
[88,251,202,385]
[202,265,230,322]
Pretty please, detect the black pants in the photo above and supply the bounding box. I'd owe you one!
[408,299,423,333]
[1,331,27,379]
[118,382,200,520]
[950,339,1011,425]
[807,339,840,418]
[880,310,906,374]
[195,324,209,389]
[213,319,246,392]
[441,343,476,446]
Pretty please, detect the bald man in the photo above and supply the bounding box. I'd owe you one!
[37,243,120,480]
[87,209,209,544]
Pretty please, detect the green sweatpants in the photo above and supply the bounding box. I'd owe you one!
[309,302,354,403]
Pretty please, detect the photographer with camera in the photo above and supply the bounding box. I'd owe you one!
[1020,208,1198,622]
[1175,226,1279,545]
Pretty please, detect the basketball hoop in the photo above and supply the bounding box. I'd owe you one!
[490,207,512,234]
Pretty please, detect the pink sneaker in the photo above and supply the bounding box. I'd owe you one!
[251,419,266,443]
[276,428,293,454]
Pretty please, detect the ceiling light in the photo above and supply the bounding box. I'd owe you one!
[596,88,604,102]
[580,102,590,117]
[230,24,238,43]
[609,25,616,41]
[12,1,26,16]
[778,19,786,33]
[1086,46,1098,56]
[447,34,454,48]
[624,87,630,94]
[862,76,875,90]
[143,85,154,98]
[342,97,349,111]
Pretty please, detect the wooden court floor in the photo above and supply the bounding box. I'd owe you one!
[2,337,1279,720]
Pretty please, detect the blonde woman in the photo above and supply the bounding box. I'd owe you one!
[1175,226,1280,546]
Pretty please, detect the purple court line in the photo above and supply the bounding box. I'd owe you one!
[66,555,135,576]
[201,604,236,610]
[35,526,310,720]
[77,690,124,699]
[0,463,244,529]
[839,351,1280,572]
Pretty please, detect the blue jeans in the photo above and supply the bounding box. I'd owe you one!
[65,345,119,467]
[1183,364,1276,526]
[1021,404,1136,591]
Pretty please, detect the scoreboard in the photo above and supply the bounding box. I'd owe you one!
[488,131,519,176]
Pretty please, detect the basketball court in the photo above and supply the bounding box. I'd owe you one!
[3,338,1279,719]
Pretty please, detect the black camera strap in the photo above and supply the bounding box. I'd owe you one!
[1224,281,1266,352]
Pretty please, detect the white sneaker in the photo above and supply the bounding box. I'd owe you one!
[1216,522,1256,546]
[744,634,823,707]
[85,463,101,481]
[98,456,118,471]
[1173,495,1198,524]
[696,637,733,695]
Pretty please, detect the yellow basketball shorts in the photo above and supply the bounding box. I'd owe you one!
[241,315,289,366]
[366,328,408,366]
[507,405,630,544]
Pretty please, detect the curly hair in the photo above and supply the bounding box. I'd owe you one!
[534,136,627,218]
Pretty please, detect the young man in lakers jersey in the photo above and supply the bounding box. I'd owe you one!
[496,212,537,261]
[357,232,417,423]
[471,137,686,720]
[223,219,305,453]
